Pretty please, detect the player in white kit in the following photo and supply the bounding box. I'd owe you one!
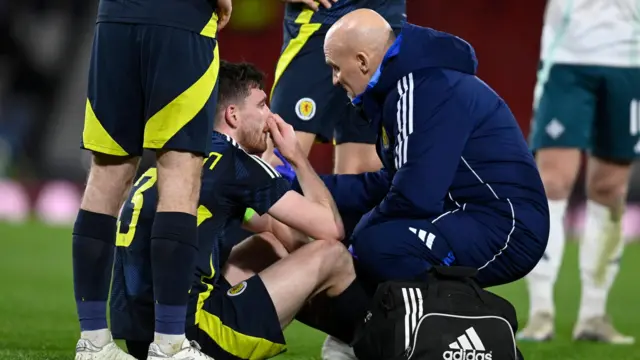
[520,0,639,344]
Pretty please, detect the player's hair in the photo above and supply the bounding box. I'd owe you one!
[217,60,266,111]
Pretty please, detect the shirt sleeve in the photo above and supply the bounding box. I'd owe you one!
[236,154,292,215]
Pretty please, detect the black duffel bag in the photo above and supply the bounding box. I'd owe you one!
[352,266,522,360]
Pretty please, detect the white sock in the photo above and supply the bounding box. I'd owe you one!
[525,199,568,318]
[154,332,186,355]
[80,329,112,348]
[578,200,625,321]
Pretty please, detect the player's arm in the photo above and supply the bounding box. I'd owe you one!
[364,73,476,224]
[237,158,343,242]
[268,164,344,241]
[266,115,344,241]
[291,169,391,214]
[270,144,391,214]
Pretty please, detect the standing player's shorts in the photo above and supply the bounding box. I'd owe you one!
[270,22,376,145]
[82,22,219,157]
[529,63,640,161]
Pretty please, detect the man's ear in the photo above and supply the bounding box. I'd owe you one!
[225,105,240,129]
[356,52,370,75]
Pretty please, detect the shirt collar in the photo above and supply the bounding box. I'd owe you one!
[212,131,243,150]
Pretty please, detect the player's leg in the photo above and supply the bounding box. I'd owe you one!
[222,232,290,285]
[74,22,144,360]
[260,239,368,331]
[187,240,369,359]
[519,64,598,341]
[573,66,640,344]
[333,99,382,174]
[267,25,337,164]
[351,213,546,286]
[139,25,219,358]
[224,230,361,347]
[334,142,381,174]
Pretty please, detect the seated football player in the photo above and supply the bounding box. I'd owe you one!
[109,61,370,360]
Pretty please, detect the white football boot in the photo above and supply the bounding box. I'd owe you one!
[147,339,216,360]
[75,338,137,360]
[573,315,635,345]
[321,336,357,360]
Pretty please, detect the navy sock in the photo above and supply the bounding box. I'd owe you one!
[150,212,198,335]
[72,209,117,331]
[327,279,371,344]
[296,294,355,344]
[297,279,372,344]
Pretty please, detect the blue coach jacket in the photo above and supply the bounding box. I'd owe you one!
[314,24,549,249]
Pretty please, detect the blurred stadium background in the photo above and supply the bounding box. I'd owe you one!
[1,1,639,359]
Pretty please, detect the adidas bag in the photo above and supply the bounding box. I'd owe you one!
[352,266,522,360]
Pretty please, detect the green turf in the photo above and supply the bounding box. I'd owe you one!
[1,221,639,359]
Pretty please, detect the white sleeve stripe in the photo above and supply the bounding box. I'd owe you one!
[401,76,408,143]
[249,154,280,178]
[407,73,414,136]
[396,77,407,167]
[402,137,409,167]
[396,80,404,144]
[395,73,415,168]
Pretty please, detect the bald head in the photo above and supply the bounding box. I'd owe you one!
[324,9,396,99]
[326,9,394,55]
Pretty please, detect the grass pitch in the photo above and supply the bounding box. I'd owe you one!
[1,221,639,359]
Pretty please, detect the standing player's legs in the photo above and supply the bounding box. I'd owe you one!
[269,25,380,175]
[269,25,334,157]
[519,64,598,341]
[139,25,219,357]
[572,66,640,344]
[334,99,382,174]
[74,23,143,359]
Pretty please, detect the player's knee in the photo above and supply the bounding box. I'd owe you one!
[224,233,287,284]
[329,241,355,277]
[586,179,628,208]
[312,240,355,277]
[586,159,631,207]
[82,154,139,216]
[538,165,577,200]
[155,150,203,213]
[536,148,581,200]
[334,143,381,174]
[229,233,289,268]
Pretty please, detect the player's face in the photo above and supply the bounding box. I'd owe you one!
[237,88,270,154]
[325,46,371,100]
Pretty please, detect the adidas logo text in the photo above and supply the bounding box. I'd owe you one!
[443,327,491,360]
[442,350,492,360]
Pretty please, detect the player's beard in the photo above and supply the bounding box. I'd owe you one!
[239,124,268,155]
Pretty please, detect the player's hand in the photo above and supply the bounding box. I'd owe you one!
[216,0,232,31]
[267,114,304,165]
[281,0,338,11]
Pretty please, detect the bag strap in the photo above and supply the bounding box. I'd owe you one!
[431,265,478,278]
[426,266,492,304]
